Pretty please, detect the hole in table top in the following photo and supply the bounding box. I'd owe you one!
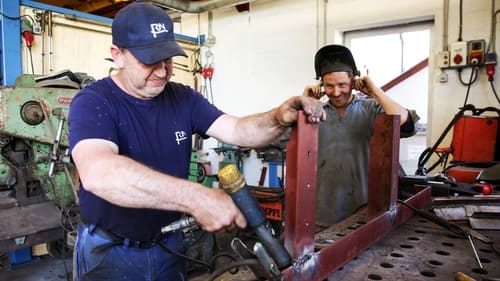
[428,260,443,266]
[480,258,491,264]
[435,250,450,256]
[390,252,404,258]
[472,268,488,275]
[479,248,493,254]
[367,274,382,280]
[420,271,436,278]
[380,262,394,268]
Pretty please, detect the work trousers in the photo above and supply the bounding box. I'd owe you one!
[75,222,187,281]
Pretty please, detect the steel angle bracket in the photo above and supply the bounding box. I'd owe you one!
[282,113,432,281]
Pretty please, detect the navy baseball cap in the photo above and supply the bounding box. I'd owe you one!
[112,1,187,65]
[314,44,359,79]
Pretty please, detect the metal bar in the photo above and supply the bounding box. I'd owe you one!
[367,115,400,217]
[20,1,205,45]
[284,111,319,259]
[21,0,112,25]
[282,184,432,280]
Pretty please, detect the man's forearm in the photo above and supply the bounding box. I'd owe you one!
[207,110,288,149]
[233,109,288,147]
[207,95,324,148]
[373,88,409,124]
[79,153,203,212]
[75,149,246,232]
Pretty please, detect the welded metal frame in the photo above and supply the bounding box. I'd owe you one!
[283,112,432,280]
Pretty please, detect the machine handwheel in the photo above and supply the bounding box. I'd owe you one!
[197,162,206,183]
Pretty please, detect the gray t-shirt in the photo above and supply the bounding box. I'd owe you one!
[316,95,384,226]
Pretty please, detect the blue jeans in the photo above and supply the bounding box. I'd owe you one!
[75,223,187,281]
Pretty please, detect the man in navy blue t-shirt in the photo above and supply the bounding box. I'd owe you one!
[69,2,325,281]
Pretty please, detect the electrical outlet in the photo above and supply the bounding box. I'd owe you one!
[439,72,448,83]
[438,51,450,68]
[450,41,468,67]
[468,39,486,65]
[32,24,42,35]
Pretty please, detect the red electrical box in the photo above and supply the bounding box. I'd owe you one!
[451,116,499,162]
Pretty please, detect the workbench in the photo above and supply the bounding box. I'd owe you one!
[192,113,500,281]
[193,211,500,281]
[317,210,500,281]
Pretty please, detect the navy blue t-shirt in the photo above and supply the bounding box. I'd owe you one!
[69,77,224,241]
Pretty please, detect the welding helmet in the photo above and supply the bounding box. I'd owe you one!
[314,44,360,80]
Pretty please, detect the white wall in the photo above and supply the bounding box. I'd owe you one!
[179,0,500,181]
[181,0,320,116]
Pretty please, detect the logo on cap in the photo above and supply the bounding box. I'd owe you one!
[150,23,169,38]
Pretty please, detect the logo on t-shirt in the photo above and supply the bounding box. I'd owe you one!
[175,131,187,145]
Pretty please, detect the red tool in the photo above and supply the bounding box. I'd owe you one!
[22,30,34,47]
[474,182,494,195]
[201,65,214,79]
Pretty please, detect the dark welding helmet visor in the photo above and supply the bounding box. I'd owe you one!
[314,44,360,79]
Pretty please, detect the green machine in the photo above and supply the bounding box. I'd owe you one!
[189,151,216,188]
[0,72,87,258]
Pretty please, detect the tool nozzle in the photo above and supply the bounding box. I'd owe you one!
[218,164,246,194]
[161,216,196,233]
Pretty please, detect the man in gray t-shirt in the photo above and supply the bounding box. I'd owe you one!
[303,45,419,230]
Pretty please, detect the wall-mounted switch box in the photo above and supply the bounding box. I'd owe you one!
[438,51,450,68]
[468,39,486,65]
[450,41,468,67]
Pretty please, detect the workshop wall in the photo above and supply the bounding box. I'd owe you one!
[18,0,500,185]
[19,6,194,86]
[179,0,500,182]
[329,0,500,173]
[20,6,113,79]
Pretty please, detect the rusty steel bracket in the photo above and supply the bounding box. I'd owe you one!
[282,112,432,280]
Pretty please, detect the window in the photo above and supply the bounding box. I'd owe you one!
[344,20,432,86]
[343,20,433,175]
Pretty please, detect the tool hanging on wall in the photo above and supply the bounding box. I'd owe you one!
[0,11,37,74]
[201,49,215,104]
[20,18,35,75]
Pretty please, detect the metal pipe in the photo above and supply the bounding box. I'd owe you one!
[488,0,497,52]
[48,10,53,72]
[51,20,111,35]
[41,11,45,74]
[152,0,256,13]
[467,234,484,269]
[316,0,320,49]
[443,0,449,51]
[323,0,327,46]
